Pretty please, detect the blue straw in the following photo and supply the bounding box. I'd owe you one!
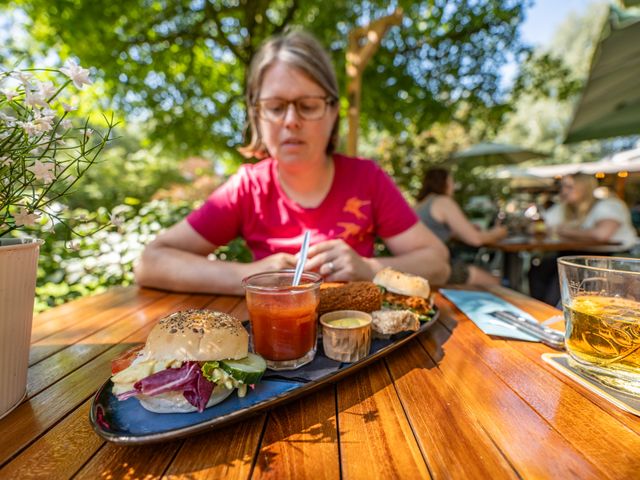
[292,230,311,286]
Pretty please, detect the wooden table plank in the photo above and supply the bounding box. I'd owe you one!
[486,286,640,435]
[74,441,181,480]
[253,387,339,479]
[0,399,103,479]
[419,320,607,479]
[385,337,517,479]
[29,287,166,365]
[30,287,164,343]
[337,361,430,479]
[164,416,266,479]
[449,316,640,479]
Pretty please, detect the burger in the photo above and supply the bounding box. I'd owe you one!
[110,309,266,413]
[371,268,434,336]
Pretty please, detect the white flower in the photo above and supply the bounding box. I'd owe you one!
[60,119,73,129]
[37,81,57,100]
[84,128,94,139]
[33,112,55,133]
[18,121,39,136]
[29,160,56,183]
[25,89,49,109]
[13,71,32,86]
[14,207,41,227]
[66,239,81,251]
[61,102,77,112]
[110,212,125,227]
[1,89,18,102]
[60,60,92,89]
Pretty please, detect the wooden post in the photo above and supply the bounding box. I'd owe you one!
[346,9,403,156]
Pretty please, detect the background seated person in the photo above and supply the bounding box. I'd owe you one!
[134,30,450,296]
[415,168,507,285]
[529,172,638,305]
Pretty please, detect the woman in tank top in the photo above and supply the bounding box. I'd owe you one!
[415,168,507,285]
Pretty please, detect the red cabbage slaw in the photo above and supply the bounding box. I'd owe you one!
[115,362,214,412]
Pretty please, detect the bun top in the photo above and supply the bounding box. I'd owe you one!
[373,268,430,298]
[144,309,248,361]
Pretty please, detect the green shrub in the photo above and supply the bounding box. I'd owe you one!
[35,199,251,311]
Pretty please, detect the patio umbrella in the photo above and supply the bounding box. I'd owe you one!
[564,5,640,143]
[449,142,547,166]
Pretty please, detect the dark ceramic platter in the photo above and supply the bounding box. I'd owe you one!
[90,308,439,445]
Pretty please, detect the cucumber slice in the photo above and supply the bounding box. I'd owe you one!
[220,353,266,384]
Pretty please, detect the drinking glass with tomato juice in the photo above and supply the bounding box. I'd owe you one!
[242,270,322,370]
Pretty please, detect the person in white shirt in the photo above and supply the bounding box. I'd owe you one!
[530,173,638,305]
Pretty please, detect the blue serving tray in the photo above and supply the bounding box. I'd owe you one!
[90,309,439,444]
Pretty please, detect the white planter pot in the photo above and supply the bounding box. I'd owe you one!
[0,238,40,420]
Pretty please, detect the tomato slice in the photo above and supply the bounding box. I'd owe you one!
[111,344,144,375]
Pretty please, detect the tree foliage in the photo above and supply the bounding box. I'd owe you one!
[10,0,531,163]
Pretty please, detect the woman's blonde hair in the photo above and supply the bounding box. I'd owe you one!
[562,173,598,223]
[238,30,340,159]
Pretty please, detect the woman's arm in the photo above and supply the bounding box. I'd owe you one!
[556,219,621,243]
[436,196,507,246]
[370,221,451,285]
[134,220,296,295]
[305,222,451,285]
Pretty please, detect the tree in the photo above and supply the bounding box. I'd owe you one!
[9,0,532,165]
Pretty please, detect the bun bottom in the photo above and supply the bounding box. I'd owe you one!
[138,386,234,413]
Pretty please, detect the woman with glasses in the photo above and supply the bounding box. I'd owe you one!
[135,30,450,295]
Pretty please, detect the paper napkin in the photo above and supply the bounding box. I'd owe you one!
[440,289,541,342]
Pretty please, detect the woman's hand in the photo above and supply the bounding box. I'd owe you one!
[304,239,374,282]
[249,252,297,274]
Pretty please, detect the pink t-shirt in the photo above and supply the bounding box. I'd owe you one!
[187,154,418,260]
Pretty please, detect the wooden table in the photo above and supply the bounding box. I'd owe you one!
[2,285,640,479]
[487,235,621,293]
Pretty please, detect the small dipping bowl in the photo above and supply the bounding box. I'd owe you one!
[319,310,372,363]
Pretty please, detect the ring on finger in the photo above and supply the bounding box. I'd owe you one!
[326,261,335,273]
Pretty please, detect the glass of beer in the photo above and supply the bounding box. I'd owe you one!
[242,270,322,370]
[558,256,640,395]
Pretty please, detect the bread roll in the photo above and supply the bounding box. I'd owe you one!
[373,268,430,298]
[144,310,248,361]
[371,310,420,337]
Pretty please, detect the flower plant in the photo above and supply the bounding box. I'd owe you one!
[0,60,116,238]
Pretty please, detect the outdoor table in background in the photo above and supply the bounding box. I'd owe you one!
[487,235,622,293]
[1,285,639,478]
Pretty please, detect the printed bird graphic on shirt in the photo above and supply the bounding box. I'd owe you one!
[343,197,370,220]
[337,222,361,240]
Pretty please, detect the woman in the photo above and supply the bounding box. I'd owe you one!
[415,168,507,285]
[134,31,450,295]
[529,173,638,305]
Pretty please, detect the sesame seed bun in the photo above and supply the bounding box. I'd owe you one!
[143,309,248,361]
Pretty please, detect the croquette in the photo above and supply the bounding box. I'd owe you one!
[318,281,382,315]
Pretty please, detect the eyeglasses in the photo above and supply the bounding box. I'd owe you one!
[254,96,336,122]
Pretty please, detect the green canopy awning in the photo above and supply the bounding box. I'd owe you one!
[449,142,547,165]
[564,5,640,143]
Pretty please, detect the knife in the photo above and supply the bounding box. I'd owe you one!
[489,310,565,350]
